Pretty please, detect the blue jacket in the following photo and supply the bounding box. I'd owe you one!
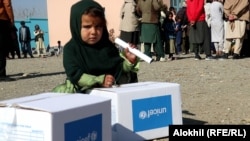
[163,19,176,40]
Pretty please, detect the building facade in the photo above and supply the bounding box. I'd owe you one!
[47,0,190,47]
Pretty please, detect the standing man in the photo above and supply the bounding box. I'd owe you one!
[222,0,249,59]
[186,0,214,60]
[34,24,46,58]
[210,0,224,59]
[10,25,21,59]
[175,1,189,55]
[136,0,166,62]
[19,21,34,58]
[119,0,140,47]
[0,0,15,80]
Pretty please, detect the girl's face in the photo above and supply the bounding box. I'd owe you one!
[81,14,103,45]
[168,14,173,20]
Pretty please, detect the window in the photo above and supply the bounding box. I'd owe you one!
[170,0,183,11]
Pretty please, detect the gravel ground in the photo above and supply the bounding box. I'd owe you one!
[1,53,250,141]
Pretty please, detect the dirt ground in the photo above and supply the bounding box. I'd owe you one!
[1,53,250,141]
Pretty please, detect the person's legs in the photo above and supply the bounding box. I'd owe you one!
[193,43,201,60]
[181,34,187,54]
[0,20,9,78]
[36,41,41,57]
[222,38,232,59]
[202,23,213,58]
[233,20,246,58]
[176,41,182,55]
[185,36,190,54]
[0,50,7,77]
[169,39,176,55]
[21,42,28,58]
[168,39,175,60]
[15,42,21,58]
[176,31,182,55]
[38,38,46,57]
[233,38,244,55]
[223,39,232,54]
[158,39,165,59]
[27,42,34,58]
[10,48,15,59]
[164,39,170,54]
[189,41,194,53]
[232,38,244,59]
[144,43,152,57]
[241,29,250,57]
[214,42,221,59]
[154,32,165,61]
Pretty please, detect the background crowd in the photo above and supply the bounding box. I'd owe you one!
[0,0,57,80]
[118,0,250,61]
[1,0,249,81]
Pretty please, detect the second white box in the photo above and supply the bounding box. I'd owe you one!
[89,81,183,140]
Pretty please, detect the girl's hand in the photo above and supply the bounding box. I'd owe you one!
[124,43,137,64]
[102,74,115,88]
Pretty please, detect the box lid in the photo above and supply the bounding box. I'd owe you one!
[0,93,111,113]
[91,81,180,93]
[0,93,65,107]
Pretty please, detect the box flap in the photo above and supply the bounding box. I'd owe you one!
[0,93,66,107]
[91,81,180,93]
[12,94,111,113]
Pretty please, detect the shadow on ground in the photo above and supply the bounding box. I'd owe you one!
[182,110,207,125]
[8,71,65,81]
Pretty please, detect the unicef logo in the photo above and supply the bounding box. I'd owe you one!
[90,131,97,141]
[138,107,167,119]
[76,131,98,141]
[139,111,147,119]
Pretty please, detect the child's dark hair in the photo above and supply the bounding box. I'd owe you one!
[166,11,173,19]
[163,11,174,24]
[83,7,107,26]
[169,6,176,13]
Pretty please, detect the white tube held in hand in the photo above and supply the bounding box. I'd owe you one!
[114,38,153,64]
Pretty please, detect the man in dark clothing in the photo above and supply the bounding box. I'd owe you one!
[9,25,21,59]
[0,0,15,81]
[136,0,166,62]
[186,0,214,60]
[19,21,34,58]
[175,1,189,55]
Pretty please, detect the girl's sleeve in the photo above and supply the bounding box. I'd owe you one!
[52,74,105,93]
[120,52,140,73]
[78,74,105,88]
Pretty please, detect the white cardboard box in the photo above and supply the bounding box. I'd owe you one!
[89,81,183,141]
[0,93,111,141]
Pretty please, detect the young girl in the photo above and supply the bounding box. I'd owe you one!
[162,12,177,61]
[53,0,139,93]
